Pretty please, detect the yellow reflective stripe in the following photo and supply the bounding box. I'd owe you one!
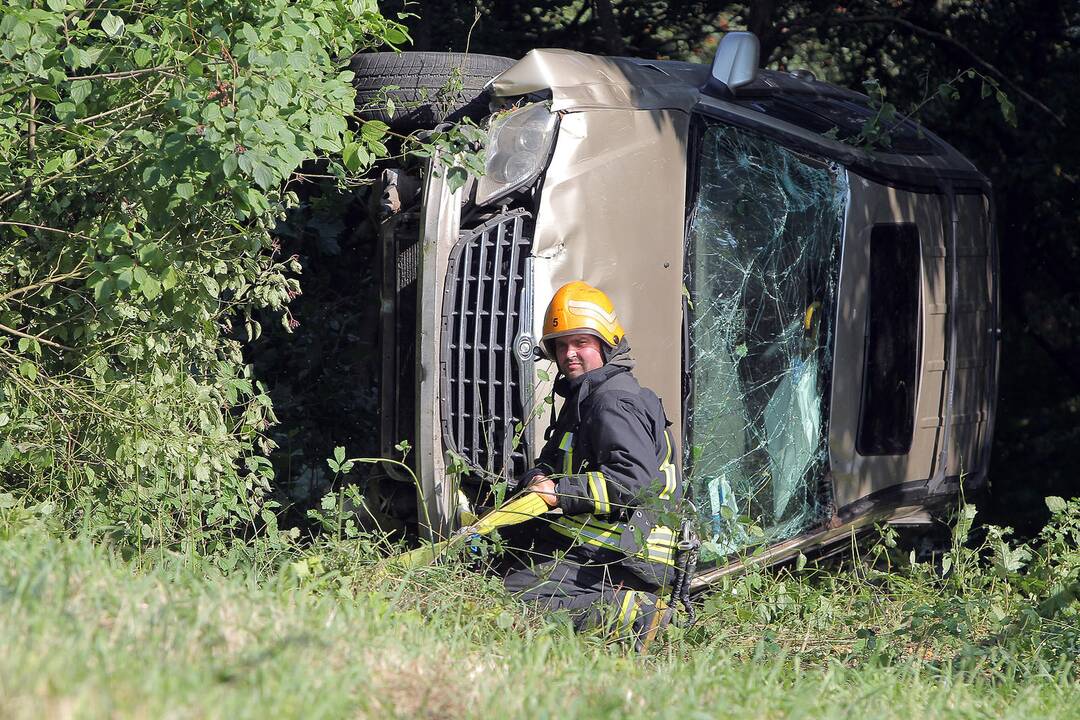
[648,526,675,545]
[658,430,676,500]
[552,516,676,566]
[644,544,676,565]
[587,471,611,515]
[618,590,640,632]
[644,524,676,565]
[560,431,574,475]
[552,515,622,551]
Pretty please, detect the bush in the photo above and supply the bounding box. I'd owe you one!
[0,0,407,556]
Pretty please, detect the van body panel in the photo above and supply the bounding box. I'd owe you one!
[528,108,690,455]
[490,49,699,113]
[415,164,462,539]
[830,177,949,508]
[943,192,995,480]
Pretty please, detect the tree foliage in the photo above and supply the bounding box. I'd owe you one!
[0,0,407,555]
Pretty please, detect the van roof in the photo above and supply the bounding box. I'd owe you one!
[492,50,988,192]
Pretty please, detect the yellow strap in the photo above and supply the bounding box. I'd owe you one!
[587,470,611,515]
[475,492,551,533]
[389,492,551,569]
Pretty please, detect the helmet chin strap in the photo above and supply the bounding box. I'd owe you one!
[544,369,561,441]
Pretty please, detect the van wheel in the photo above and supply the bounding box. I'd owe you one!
[349,52,516,131]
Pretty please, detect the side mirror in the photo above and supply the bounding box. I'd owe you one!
[704,31,760,98]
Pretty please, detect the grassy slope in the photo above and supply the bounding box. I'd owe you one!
[1,525,1076,720]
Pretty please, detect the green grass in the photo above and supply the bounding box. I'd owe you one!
[1,505,1077,720]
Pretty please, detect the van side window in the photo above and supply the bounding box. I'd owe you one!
[857,224,921,455]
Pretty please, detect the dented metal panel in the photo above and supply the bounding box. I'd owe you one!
[527,108,690,454]
[491,49,699,113]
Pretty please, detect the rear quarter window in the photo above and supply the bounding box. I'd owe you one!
[856,223,921,455]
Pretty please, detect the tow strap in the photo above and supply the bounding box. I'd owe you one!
[390,491,551,568]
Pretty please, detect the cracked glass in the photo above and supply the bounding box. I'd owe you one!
[684,121,848,564]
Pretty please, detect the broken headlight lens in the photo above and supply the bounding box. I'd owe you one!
[476,103,559,206]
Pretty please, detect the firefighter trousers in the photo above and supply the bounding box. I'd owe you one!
[500,545,669,652]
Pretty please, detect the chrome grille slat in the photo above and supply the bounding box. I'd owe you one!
[440,209,533,480]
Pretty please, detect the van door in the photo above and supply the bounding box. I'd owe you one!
[829,176,948,509]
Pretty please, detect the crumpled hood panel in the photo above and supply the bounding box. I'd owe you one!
[491,49,699,113]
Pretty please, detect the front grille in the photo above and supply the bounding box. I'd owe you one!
[441,209,533,480]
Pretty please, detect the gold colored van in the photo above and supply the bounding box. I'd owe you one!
[363,33,999,585]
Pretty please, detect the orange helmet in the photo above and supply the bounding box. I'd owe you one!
[541,281,625,357]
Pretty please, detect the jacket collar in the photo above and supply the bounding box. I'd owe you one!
[553,362,630,426]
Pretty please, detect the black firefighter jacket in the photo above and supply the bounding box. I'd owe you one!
[519,341,683,587]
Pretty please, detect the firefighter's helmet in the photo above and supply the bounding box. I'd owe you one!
[541,281,625,357]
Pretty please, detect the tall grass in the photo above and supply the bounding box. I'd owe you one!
[0,496,1077,719]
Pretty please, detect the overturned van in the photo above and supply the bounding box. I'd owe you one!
[359,33,1000,587]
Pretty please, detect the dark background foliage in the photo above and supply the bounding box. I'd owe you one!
[371,0,1078,536]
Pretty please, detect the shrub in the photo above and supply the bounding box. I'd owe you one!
[0,0,407,556]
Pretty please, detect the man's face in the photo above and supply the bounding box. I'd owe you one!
[554,333,605,379]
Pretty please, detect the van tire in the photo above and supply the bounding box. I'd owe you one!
[349,52,516,131]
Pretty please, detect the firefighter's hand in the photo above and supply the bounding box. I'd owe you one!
[529,476,558,508]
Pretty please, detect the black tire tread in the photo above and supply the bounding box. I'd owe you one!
[349,52,516,130]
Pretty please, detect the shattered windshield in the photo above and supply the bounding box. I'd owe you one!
[684,120,848,564]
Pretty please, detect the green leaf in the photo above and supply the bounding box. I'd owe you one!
[384,27,408,45]
[360,120,389,142]
[342,142,368,172]
[995,90,1017,127]
[47,0,67,11]
[175,182,194,200]
[92,277,114,303]
[1045,496,1067,514]
[18,361,38,382]
[252,163,274,191]
[140,276,161,301]
[160,266,178,290]
[333,446,345,463]
[134,48,152,68]
[31,85,61,102]
[446,166,468,193]
[101,12,125,38]
[24,52,44,76]
[55,102,76,122]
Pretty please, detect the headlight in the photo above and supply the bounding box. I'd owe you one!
[475,103,559,206]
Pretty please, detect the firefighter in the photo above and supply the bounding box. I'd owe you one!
[499,280,682,652]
